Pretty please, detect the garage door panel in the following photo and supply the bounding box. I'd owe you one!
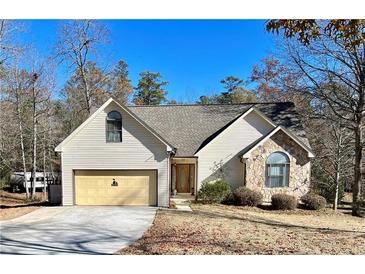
[78,197,149,206]
[75,170,157,206]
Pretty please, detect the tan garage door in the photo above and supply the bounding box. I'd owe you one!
[75,170,157,206]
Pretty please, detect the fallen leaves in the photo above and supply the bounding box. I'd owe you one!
[116,203,365,255]
[0,191,47,221]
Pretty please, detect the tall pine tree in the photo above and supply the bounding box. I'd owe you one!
[133,71,168,105]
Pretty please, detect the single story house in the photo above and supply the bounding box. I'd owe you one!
[55,97,314,207]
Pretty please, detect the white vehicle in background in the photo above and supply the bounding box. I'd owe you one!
[10,172,59,192]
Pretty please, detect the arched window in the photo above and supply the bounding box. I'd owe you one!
[266,152,290,188]
[106,111,122,142]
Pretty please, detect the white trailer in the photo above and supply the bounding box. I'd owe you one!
[10,172,59,192]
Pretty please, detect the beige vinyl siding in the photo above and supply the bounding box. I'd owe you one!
[61,102,169,207]
[196,112,274,190]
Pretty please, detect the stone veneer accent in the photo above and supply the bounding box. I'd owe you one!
[245,130,311,202]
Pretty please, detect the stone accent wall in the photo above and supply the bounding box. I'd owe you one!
[245,130,311,202]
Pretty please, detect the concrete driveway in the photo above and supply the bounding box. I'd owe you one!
[0,206,157,255]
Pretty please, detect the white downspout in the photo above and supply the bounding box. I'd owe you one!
[166,150,173,207]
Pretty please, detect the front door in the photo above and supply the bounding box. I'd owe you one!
[176,164,195,193]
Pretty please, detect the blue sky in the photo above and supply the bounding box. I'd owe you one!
[20,19,276,102]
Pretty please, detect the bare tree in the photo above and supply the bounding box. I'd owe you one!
[0,67,32,197]
[39,99,57,198]
[331,125,354,210]
[42,130,46,196]
[30,73,38,197]
[267,20,365,216]
[28,58,54,198]
[56,20,109,115]
[286,40,364,215]
[17,73,30,198]
[0,20,23,65]
[250,57,285,101]
[311,117,354,210]
[0,21,58,199]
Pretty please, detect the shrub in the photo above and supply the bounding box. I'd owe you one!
[222,192,235,205]
[300,193,327,210]
[198,180,231,204]
[271,193,297,210]
[311,165,345,203]
[0,163,11,190]
[318,181,345,204]
[233,187,263,207]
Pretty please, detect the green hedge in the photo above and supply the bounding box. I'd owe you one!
[198,180,231,204]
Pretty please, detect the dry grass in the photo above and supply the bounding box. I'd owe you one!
[117,203,365,255]
[0,190,47,221]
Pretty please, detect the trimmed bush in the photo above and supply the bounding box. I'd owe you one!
[301,193,327,210]
[198,180,231,204]
[271,193,297,210]
[233,187,263,207]
[300,193,326,210]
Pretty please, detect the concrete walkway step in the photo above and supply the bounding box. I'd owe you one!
[175,204,192,212]
[170,197,193,212]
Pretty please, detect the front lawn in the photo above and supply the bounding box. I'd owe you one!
[117,203,365,255]
[0,191,47,221]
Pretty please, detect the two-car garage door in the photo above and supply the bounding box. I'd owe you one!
[74,170,157,206]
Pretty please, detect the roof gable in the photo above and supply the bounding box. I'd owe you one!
[55,98,174,152]
[56,98,311,157]
[129,102,310,156]
[194,106,275,155]
[240,126,314,158]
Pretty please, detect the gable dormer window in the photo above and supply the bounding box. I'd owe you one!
[106,111,122,142]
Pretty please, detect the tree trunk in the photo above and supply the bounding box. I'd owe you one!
[47,144,55,182]
[333,169,340,211]
[31,120,37,198]
[80,67,91,115]
[353,125,362,216]
[15,95,29,198]
[42,130,47,199]
[31,84,37,199]
[18,114,28,197]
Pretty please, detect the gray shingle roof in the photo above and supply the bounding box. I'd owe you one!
[128,102,309,157]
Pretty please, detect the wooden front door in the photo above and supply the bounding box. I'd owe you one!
[176,164,194,193]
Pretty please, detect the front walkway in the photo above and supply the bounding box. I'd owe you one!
[170,193,194,211]
[0,206,156,255]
